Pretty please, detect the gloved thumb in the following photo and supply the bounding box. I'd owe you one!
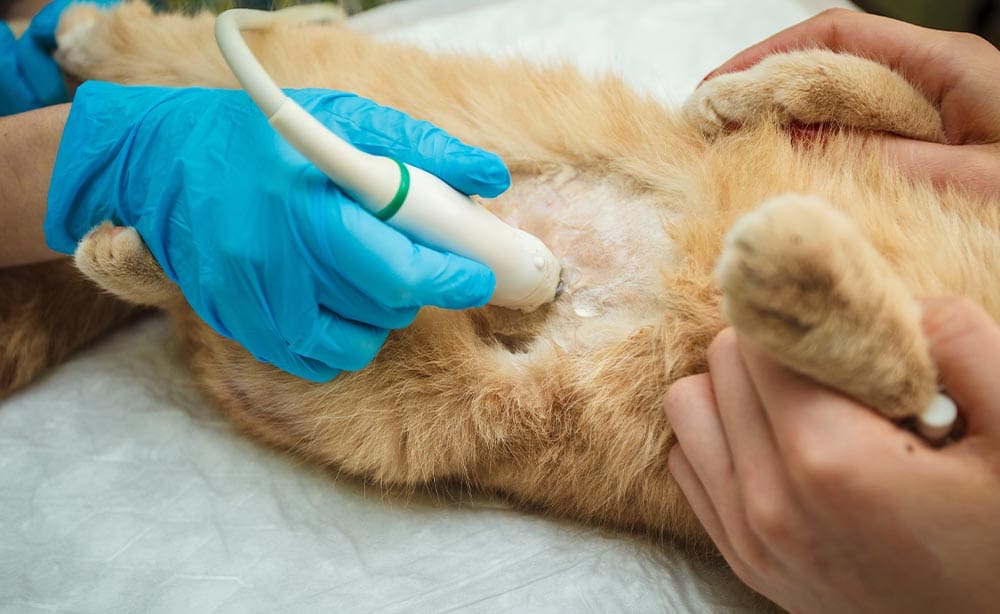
[921,297,1000,439]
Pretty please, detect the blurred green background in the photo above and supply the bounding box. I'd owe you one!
[854,0,999,45]
[155,0,397,16]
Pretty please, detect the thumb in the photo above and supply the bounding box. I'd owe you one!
[921,298,1000,438]
[879,136,1000,199]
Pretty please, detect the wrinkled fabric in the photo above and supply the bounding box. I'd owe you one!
[46,83,510,380]
[0,0,118,115]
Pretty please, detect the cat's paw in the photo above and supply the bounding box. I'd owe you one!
[715,194,936,419]
[75,223,178,307]
[55,1,158,84]
[685,50,945,143]
[53,2,103,79]
[55,2,100,40]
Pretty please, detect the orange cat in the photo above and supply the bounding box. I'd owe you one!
[3,2,998,553]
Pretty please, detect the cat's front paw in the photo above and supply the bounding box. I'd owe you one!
[684,72,776,137]
[715,194,937,419]
[684,50,945,143]
[75,223,177,307]
[53,2,102,80]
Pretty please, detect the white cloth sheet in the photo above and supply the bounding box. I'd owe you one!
[1,0,853,611]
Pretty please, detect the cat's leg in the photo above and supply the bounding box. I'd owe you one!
[55,1,348,90]
[55,1,232,89]
[714,193,937,420]
[684,50,945,143]
[74,222,181,308]
[0,260,145,398]
[52,2,686,172]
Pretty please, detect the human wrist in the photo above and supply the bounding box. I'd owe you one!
[44,82,248,255]
[44,80,132,253]
[0,103,68,266]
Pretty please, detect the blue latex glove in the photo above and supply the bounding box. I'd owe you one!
[47,82,510,381]
[0,0,118,115]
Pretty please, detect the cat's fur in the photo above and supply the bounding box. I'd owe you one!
[3,2,999,551]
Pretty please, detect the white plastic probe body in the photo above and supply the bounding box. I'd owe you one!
[215,8,561,312]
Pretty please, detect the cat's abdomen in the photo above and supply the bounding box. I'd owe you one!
[489,168,677,353]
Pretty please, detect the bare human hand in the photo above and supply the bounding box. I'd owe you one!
[703,9,1000,199]
[664,297,1000,612]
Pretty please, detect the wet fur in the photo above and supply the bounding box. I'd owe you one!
[3,2,999,552]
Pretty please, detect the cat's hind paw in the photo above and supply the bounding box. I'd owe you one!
[715,194,937,419]
[75,223,179,307]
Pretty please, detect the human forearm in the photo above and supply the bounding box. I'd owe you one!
[0,104,69,267]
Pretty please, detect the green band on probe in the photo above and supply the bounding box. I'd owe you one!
[374,160,410,221]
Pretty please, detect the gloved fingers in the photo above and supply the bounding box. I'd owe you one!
[388,129,511,199]
[26,0,74,49]
[308,197,495,311]
[288,307,391,373]
[1,0,78,112]
[273,351,342,383]
[308,269,422,329]
[14,27,66,107]
[396,244,496,310]
[222,319,342,382]
[0,25,37,115]
[289,88,511,197]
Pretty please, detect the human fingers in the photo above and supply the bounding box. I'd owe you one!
[391,130,511,199]
[309,194,496,312]
[664,375,732,500]
[704,10,947,90]
[707,330,788,509]
[292,89,511,197]
[878,137,1000,199]
[274,352,341,382]
[666,445,748,580]
[737,339,913,498]
[237,326,343,383]
[664,373,771,574]
[704,9,1000,145]
[286,307,390,375]
[921,298,1000,439]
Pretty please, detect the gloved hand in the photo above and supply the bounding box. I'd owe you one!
[47,82,511,381]
[0,0,118,115]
